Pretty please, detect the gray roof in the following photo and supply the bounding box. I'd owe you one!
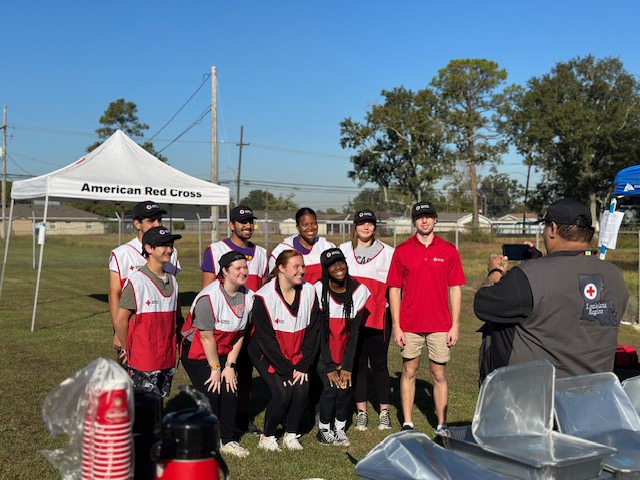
[12,203,108,220]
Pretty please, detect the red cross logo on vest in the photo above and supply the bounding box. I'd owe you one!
[146,299,151,306]
[129,265,135,271]
[583,283,598,300]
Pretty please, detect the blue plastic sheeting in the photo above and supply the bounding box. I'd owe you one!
[613,165,640,196]
[355,430,504,480]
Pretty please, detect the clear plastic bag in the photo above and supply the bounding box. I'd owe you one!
[40,358,133,480]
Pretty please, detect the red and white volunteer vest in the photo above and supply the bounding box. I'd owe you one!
[255,281,316,366]
[125,270,179,371]
[208,241,268,292]
[339,241,394,330]
[269,235,335,285]
[314,282,370,365]
[110,237,180,288]
[182,281,255,360]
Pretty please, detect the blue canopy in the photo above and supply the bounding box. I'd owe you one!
[613,165,640,196]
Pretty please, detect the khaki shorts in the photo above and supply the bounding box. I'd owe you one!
[401,331,450,363]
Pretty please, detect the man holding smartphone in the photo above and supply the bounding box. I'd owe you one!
[474,198,629,383]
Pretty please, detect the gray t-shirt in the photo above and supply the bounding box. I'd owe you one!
[119,264,174,310]
[187,287,245,340]
[354,242,384,264]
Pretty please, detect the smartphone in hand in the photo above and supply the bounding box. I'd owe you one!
[502,244,533,261]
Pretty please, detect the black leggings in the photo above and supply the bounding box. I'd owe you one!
[317,361,352,425]
[248,342,309,437]
[181,344,237,444]
[353,318,391,406]
[235,336,253,416]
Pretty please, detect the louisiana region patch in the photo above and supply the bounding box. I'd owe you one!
[579,274,618,326]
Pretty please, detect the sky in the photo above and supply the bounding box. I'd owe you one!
[2,1,640,212]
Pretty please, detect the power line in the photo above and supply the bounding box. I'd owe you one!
[156,106,212,154]
[148,73,211,142]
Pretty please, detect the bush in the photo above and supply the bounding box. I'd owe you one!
[463,227,494,243]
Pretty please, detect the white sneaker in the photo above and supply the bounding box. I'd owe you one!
[220,440,250,458]
[333,428,351,447]
[283,432,303,451]
[258,434,280,452]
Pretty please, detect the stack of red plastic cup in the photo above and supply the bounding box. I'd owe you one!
[82,380,132,480]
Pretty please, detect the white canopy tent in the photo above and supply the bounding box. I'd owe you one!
[0,130,229,331]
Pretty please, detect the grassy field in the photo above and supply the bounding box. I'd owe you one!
[1,232,639,480]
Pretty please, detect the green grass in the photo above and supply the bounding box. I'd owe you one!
[1,233,639,480]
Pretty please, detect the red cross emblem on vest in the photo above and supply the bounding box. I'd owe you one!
[583,283,597,300]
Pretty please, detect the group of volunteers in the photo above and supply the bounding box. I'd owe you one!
[108,196,629,458]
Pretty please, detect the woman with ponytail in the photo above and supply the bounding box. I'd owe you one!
[339,209,395,431]
[249,249,321,452]
[180,251,253,458]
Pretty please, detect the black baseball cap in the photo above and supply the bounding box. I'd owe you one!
[354,209,377,225]
[542,198,592,227]
[230,205,256,223]
[133,201,167,220]
[142,227,182,246]
[411,201,437,219]
[320,248,346,268]
[219,251,247,269]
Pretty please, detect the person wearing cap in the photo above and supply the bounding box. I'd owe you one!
[387,201,466,436]
[339,210,395,431]
[474,198,629,382]
[181,251,255,458]
[313,248,370,447]
[200,204,268,435]
[268,207,336,285]
[113,227,183,397]
[108,201,181,352]
[201,205,268,291]
[267,207,336,424]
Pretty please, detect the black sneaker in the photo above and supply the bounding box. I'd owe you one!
[316,428,336,445]
[236,418,263,435]
[402,424,414,431]
[246,420,263,435]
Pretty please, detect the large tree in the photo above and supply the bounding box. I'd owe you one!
[501,55,640,221]
[340,87,451,204]
[239,189,298,211]
[478,167,524,218]
[87,98,167,162]
[431,59,516,225]
[344,187,409,214]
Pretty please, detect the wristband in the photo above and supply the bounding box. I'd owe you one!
[210,363,221,371]
[225,362,237,369]
[488,267,505,277]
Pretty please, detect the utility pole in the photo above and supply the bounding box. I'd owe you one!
[1,106,7,239]
[211,67,219,242]
[235,125,249,205]
[522,160,532,235]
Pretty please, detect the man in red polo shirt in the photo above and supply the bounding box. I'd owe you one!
[388,201,465,437]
